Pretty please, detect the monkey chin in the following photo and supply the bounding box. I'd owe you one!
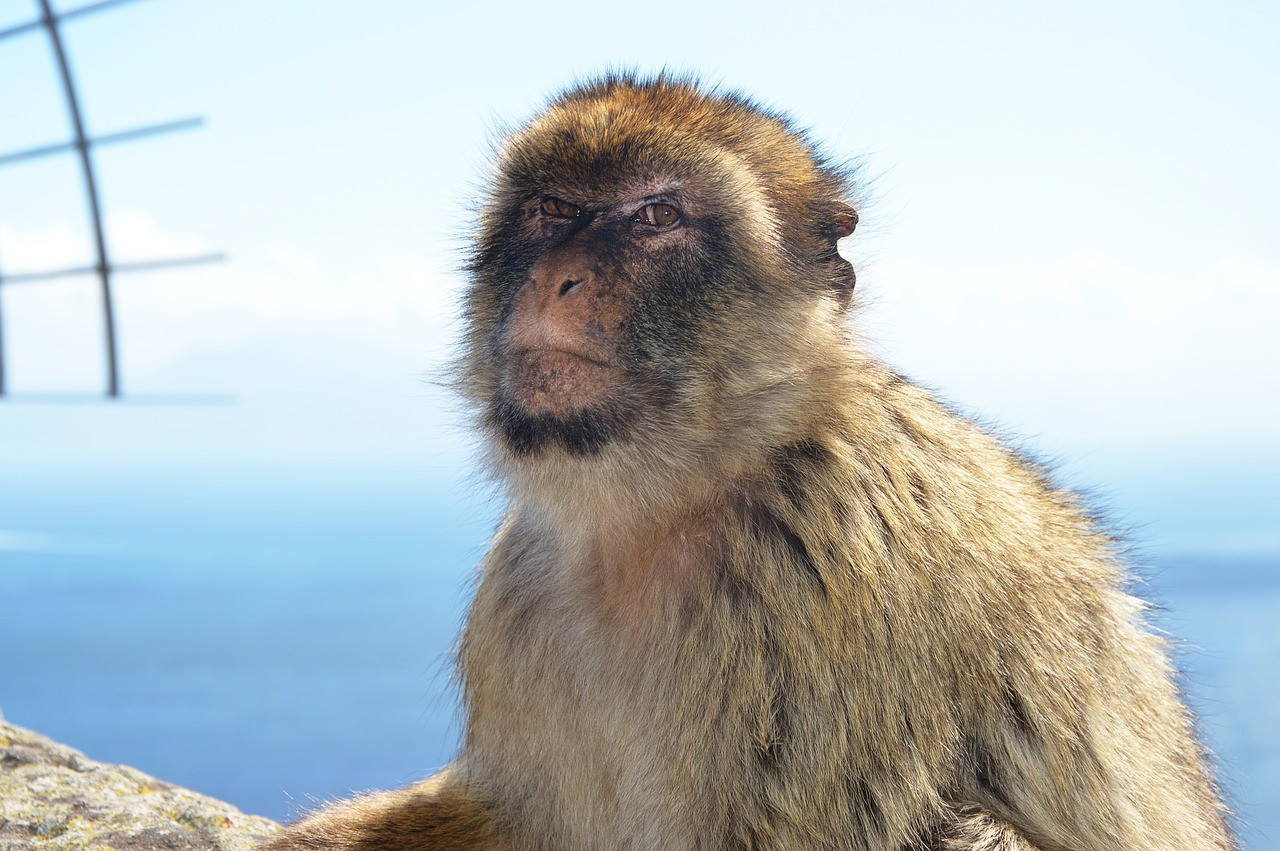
[492,350,628,457]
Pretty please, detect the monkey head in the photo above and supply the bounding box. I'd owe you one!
[461,76,858,470]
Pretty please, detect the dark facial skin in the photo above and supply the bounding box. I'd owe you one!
[484,185,711,456]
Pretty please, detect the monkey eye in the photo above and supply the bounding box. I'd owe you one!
[634,203,681,227]
[540,197,582,219]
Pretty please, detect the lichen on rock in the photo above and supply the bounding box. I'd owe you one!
[0,721,279,850]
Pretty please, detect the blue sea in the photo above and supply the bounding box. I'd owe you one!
[1,460,1276,848]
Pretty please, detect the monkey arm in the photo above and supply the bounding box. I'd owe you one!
[260,769,509,851]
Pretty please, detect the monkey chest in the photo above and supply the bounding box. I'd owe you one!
[466,583,860,849]
[469,608,704,847]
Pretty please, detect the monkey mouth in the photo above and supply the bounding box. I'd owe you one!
[492,350,629,457]
[516,347,612,368]
[506,349,620,417]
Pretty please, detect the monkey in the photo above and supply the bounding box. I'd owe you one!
[264,75,1234,850]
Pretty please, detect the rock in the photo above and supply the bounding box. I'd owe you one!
[0,721,279,850]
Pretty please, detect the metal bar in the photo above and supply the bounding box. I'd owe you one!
[0,263,99,283]
[0,391,237,406]
[0,0,146,43]
[0,117,205,168]
[39,0,119,396]
[112,253,225,274]
[0,18,43,42]
[0,253,225,284]
[94,116,204,147]
[0,140,76,167]
[57,0,149,24]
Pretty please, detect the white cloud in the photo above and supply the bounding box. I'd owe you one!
[864,250,1275,336]
[0,212,465,393]
[115,245,463,377]
[106,209,210,262]
[856,250,1280,447]
[0,220,93,270]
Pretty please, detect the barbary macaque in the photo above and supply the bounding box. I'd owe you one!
[265,75,1234,850]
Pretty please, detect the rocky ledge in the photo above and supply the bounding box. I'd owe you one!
[0,721,279,850]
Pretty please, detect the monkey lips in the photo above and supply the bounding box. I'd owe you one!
[490,347,630,456]
[508,348,619,418]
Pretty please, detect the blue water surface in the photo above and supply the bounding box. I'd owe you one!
[1,461,1275,848]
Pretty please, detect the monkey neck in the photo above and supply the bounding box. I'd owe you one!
[508,451,722,552]
[584,510,719,630]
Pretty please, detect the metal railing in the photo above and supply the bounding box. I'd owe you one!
[0,0,221,398]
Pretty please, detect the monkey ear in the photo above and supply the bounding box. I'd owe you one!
[813,201,858,308]
[822,202,858,241]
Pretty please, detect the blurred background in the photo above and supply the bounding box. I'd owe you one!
[0,0,1275,846]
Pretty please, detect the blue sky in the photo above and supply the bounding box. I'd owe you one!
[0,0,1277,556]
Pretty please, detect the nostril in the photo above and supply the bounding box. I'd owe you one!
[558,278,584,297]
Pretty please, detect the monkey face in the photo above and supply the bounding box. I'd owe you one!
[463,76,858,461]
[484,185,703,456]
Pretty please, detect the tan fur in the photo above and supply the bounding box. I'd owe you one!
[266,771,508,850]
[264,76,1233,850]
